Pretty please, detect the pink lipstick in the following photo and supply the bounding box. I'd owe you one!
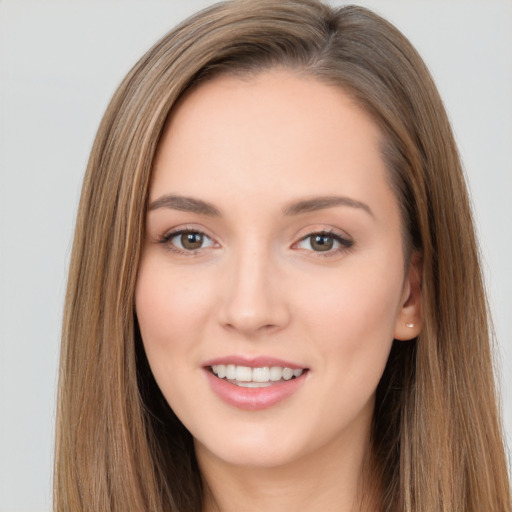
[202,356,309,411]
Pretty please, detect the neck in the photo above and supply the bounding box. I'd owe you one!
[196,418,380,512]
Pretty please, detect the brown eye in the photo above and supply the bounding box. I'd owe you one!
[181,232,204,250]
[167,230,215,252]
[310,234,334,251]
[296,231,353,254]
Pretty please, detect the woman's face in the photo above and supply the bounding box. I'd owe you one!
[136,71,421,469]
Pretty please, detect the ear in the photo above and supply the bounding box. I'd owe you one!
[394,252,423,341]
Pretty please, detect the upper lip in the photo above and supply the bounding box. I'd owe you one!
[202,355,307,370]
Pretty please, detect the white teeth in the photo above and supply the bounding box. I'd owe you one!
[269,366,282,381]
[236,381,273,388]
[282,368,294,380]
[211,364,306,384]
[216,364,226,378]
[226,364,236,380]
[252,367,270,382]
[235,366,252,382]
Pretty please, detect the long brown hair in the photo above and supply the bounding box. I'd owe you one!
[54,1,511,510]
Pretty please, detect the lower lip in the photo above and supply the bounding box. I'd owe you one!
[204,369,307,411]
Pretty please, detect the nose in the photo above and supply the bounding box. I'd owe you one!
[217,244,290,337]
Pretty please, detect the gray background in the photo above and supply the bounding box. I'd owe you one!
[1,1,511,510]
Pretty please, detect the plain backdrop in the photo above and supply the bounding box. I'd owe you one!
[0,1,511,510]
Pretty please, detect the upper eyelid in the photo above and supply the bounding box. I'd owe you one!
[295,231,353,249]
[161,225,215,241]
[299,229,349,240]
[167,229,214,241]
[295,227,352,243]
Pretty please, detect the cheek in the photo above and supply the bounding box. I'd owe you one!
[293,253,404,400]
[285,258,403,440]
[297,259,402,344]
[135,255,215,367]
[134,254,223,427]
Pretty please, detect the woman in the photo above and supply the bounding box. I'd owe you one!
[54,1,511,511]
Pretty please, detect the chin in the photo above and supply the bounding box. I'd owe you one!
[194,413,360,473]
[196,438,303,469]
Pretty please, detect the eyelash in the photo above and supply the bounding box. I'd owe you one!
[158,228,354,257]
[158,229,216,257]
[294,230,354,257]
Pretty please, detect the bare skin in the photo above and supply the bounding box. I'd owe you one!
[135,70,422,512]
[199,401,374,512]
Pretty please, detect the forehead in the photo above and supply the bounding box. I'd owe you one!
[151,70,396,222]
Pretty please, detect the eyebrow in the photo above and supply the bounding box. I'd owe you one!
[282,195,374,217]
[148,194,221,216]
[148,194,373,218]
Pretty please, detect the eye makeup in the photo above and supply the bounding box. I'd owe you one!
[157,226,354,258]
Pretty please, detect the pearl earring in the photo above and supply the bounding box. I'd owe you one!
[405,322,415,328]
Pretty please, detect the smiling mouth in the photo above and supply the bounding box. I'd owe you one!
[209,364,307,388]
